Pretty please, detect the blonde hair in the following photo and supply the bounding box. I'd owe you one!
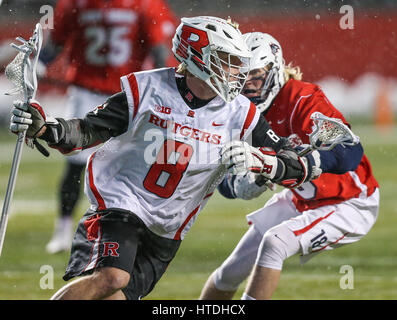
[226,17,240,30]
[176,62,187,75]
[284,61,303,81]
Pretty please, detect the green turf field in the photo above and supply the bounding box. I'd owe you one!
[0,124,396,300]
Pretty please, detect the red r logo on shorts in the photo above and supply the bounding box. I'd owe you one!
[103,242,120,257]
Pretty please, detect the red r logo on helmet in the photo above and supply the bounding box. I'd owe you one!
[176,25,209,64]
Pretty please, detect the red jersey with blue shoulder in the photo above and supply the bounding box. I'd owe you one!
[265,79,379,212]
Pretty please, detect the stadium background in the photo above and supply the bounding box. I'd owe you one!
[0,0,396,300]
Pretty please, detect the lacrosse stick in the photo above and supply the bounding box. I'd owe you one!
[298,111,360,156]
[0,23,43,257]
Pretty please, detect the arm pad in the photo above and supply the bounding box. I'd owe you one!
[40,118,107,155]
[318,143,363,174]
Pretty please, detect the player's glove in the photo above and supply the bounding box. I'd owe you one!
[229,172,275,200]
[221,141,282,178]
[276,148,322,188]
[221,141,321,189]
[10,100,58,156]
[11,100,52,137]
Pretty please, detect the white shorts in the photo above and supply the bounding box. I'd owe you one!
[246,188,379,264]
[64,86,109,165]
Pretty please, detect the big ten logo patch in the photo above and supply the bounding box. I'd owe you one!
[155,105,171,115]
[103,242,120,257]
[310,229,327,251]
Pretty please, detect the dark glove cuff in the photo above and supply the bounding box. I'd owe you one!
[39,120,64,144]
[273,155,307,189]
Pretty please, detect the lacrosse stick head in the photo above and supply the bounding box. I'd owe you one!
[308,111,360,151]
[5,23,43,102]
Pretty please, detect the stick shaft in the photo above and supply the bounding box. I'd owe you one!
[0,24,43,257]
[298,146,313,157]
[0,131,25,256]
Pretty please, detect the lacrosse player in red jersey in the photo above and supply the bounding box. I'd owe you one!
[38,0,177,254]
[10,17,323,300]
[199,32,380,300]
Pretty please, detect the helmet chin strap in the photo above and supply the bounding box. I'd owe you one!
[248,95,265,106]
[247,87,277,113]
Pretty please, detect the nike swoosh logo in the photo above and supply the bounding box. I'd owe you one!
[277,119,285,124]
[212,122,224,126]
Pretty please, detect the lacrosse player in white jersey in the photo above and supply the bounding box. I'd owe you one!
[10,18,321,300]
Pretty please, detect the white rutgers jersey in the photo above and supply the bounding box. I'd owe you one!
[84,68,259,240]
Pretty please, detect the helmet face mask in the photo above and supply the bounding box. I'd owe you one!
[243,32,286,112]
[172,16,252,103]
[209,51,250,102]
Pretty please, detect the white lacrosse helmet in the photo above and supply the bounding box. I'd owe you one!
[243,32,286,112]
[172,16,252,103]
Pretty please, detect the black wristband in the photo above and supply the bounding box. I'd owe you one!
[39,121,64,144]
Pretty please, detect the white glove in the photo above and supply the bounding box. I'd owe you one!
[221,141,280,180]
[231,172,275,200]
